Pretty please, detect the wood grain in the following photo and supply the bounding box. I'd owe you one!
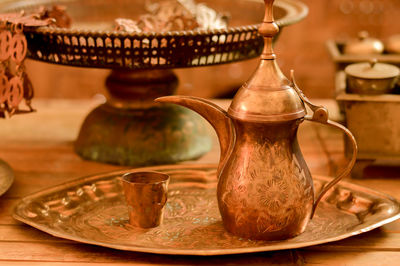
[0,241,299,264]
[301,251,400,266]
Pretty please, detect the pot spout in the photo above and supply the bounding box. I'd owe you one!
[155,96,234,175]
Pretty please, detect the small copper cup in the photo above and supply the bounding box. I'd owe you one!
[121,171,169,228]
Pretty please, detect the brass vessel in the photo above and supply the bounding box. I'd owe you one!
[344,31,384,55]
[121,171,169,228]
[345,59,400,94]
[157,0,358,240]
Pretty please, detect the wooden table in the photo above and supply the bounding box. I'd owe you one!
[0,98,400,265]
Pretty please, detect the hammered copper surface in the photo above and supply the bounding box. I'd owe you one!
[0,0,308,69]
[13,164,400,255]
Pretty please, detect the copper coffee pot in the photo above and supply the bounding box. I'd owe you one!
[157,0,357,240]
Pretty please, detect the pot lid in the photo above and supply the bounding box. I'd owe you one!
[344,31,384,55]
[227,0,306,122]
[345,59,400,79]
[228,61,306,122]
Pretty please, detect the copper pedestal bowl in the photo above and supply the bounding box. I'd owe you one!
[0,0,308,166]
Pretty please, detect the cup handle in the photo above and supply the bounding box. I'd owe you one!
[157,184,168,207]
[291,70,358,218]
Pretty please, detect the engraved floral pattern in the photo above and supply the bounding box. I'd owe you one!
[13,166,396,255]
[222,137,315,235]
[257,179,289,213]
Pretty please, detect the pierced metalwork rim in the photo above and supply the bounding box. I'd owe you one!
[0,0,308,69]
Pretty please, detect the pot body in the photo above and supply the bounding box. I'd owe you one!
[346,75,398,94]
[217,118,314,240]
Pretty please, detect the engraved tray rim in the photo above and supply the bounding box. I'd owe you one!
[13,164,400,256]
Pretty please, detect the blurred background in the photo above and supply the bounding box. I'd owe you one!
[25,0,400,100]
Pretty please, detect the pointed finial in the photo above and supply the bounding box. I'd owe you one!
[258,0,279,60]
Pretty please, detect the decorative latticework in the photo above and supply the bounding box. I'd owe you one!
[0,0,308,70]
[25,26,263,69]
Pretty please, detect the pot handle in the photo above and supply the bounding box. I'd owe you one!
[291,71,358,218]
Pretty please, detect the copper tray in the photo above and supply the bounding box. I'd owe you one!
[13,164,400,255]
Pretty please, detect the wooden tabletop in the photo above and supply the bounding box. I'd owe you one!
[0,98,400,265]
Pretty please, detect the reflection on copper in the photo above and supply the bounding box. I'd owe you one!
[156,0,357,240]
[122,171,169,228]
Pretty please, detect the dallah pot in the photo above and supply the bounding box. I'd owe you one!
[156,0,358,241]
